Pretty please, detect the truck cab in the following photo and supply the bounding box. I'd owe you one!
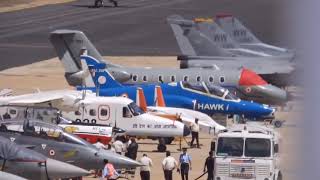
[212,124,281,180]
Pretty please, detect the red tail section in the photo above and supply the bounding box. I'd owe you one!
[136,88,147,112]
[154,86,166,107]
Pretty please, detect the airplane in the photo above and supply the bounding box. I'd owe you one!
[0,118,142,170]
[136,86,226,135]
[0,135,89,180]
[49,29,288,105]
[214,14,295,58]
[77,54,275,121]
[0,90,190,151]
[166,15,295,87]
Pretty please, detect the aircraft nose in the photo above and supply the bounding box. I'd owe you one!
[255,84,288,104]
[183,124,191,136]
[46,158,89,179]
[98,150,142,168]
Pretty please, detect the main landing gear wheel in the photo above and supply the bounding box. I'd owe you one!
[157,138,167,152]
[274,120,283,128]
[94,0,103,8]
[164,137,174,144]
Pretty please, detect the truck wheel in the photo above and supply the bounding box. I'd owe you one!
[157,144,167,152]
[94,0,103,7]
[277,171,282,180]
[274,120,282,128]
[164,137,174,144]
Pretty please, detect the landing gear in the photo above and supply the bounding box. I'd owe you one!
[273,120,283,128]
[94,0,103,8]
[157,138,167,152]
[164,137,174,144]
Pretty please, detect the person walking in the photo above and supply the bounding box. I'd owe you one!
[93,138,107,150]
[126,138,138,160]
[178,148,192,180]
[139,154,153,180]
[203,151,215,180]
[162,151,178,180]
[113,137,124,155]
[190,118,200,148]
[101,159,119,180]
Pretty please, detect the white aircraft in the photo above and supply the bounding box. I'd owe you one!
[136,86,226,135]
[0,90,190,150]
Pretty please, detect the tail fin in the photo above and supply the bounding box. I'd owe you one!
[193,18,240,49]
[50,30,106,73]
[80,55,122,88]
[154,86,166,107]
[215,15,261,43]
[136,88,147,112]
[167,15,231,56]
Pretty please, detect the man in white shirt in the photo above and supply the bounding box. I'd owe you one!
[93,138,107,150]
[112,138,124,155]
[190,118,200,148]
[139,154,153,180]
[162,151,178,180]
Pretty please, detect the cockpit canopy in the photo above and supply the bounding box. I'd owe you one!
[181,82,240,101]
[0,120,93,147]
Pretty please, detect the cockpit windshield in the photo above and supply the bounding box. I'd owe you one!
[205,84,226,97]
[0,120,93,147]
[128,102,145,116]
[181,82,208,93]
[224,92,240,100]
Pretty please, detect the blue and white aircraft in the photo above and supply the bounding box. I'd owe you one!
[78,55,275,119]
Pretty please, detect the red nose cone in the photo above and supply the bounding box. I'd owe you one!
[239,68,267,86]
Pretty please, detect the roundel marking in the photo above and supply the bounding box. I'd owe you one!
[49,150,55,156]
[245,87,252,93]
[121,93,128,98]
[98,76,107,84]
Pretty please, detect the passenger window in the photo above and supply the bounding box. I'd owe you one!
[75,111,81,116]
[100,109,108,116]
[220,76,225,83]
[209,76,214,83]
[158,75,163,82]
[89,109,96,116]
[171,76,176,82]
[132,75,138,82]
[123,107,132,118]
[183,76,189,82]
[196,76,201,82]
[9,109,17,115]
[143,76,147,82]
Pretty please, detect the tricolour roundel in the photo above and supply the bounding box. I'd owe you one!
[245,87,252,93]
[49,150,55,156]
[98,76,107,84]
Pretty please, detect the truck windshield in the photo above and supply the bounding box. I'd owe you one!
[245,138,271,157]
[128,102,145,116]
[217,137,243,157]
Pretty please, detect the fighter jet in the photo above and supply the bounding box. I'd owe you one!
[166,15,295,87]
[78,54,275,120]
[0,135,89,179]
[49,30,288,105]
[215,14,295,58]
[0,118,142,170]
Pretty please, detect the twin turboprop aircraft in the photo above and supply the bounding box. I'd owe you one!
[78,55,275,120]
[49,30,288,105]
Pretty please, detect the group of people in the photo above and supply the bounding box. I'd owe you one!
[91,118,213,180]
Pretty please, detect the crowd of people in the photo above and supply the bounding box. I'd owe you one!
[92,119,214,180]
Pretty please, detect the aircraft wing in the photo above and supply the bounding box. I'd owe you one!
[0,90,84,111]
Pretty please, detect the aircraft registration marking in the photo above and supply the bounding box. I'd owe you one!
[132,124,177,129]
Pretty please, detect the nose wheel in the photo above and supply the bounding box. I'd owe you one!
[157,138,167,152]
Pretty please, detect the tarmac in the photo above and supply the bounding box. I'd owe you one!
[0,0,288,71]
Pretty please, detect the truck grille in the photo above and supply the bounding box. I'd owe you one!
[216,163,229,176]
[256,165,270,176]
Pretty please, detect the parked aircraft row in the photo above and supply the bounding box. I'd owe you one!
[0,15,294,179]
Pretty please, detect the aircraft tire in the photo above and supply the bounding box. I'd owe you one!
[157,144,167,152]
[164,137,174,144]
[274,120,282,128]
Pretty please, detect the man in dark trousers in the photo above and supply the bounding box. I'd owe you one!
[178,148,192,180]
[190,118,200,148]
[127,138,138,160]
[203,151,215,180]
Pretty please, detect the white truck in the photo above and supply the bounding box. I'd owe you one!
[212,124,281,180]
